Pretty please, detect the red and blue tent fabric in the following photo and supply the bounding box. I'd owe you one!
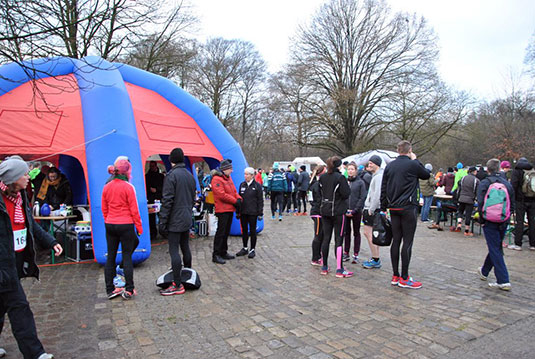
[0,56,262,265]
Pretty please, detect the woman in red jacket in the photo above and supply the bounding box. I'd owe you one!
[101,158,142,300]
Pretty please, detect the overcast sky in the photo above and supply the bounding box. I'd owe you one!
[193,0,535,101]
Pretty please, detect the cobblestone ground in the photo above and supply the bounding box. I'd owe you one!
[3,205,535,358]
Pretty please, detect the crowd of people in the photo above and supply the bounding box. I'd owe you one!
[1,142,531,358]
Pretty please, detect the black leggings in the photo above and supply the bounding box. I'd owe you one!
[168,231,191,285]
[389,207,417,280]
[105,223,137,293]
[457,203,474,226]
[298,191,308,212]
[344,211,362,255]
[321,215,345,271]
[311,216,323,261]
[270,191,284,216]
[240,214,258,249]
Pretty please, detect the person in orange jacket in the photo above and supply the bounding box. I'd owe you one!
[211,159,242,264]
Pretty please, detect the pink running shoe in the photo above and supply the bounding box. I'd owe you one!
[335,270,353,278]
[320,266,329,275]
[391,275,400,285]
[310,259,323,266]
[398,276,422,289]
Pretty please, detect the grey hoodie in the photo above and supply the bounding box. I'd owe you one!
[364,168,384,213]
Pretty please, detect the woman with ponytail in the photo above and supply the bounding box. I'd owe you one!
[319,156,353,278]
[101,157,142,300]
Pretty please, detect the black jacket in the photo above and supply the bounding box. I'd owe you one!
[309,178,321,216]
[238,180,263,216]
[0,190,57,293]
[381,155,430,210]
[319,170,350,216]
[511,158,535,203]
[347,176,367,211]
[39,175,73,208]
[297,171,310,191]
[145,169,164,204]
[159,163,196,233]
[358,170,372,191]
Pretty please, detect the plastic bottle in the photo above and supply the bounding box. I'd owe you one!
[40,203,50,216]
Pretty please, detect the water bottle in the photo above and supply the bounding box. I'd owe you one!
[33,202,40,217]
[40,203,50,216]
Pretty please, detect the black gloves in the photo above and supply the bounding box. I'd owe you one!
[158,224,169,239]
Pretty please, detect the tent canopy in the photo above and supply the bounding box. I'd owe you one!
[342,150,398,168]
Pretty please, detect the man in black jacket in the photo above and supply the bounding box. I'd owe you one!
[381,140,430,289]
[145,161,164,240]
[509,157,535,250]
[0,157,61,359]
[296,165,310,215]
[236,167,264,258]
[158,148,196,296]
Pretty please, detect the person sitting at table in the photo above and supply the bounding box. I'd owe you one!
[35,167,72,210]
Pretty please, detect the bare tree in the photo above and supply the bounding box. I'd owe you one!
[291,0,439,156]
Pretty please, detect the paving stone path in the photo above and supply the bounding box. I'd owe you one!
[3,205,535,358]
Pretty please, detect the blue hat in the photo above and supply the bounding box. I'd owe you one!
[456,162,463,169]
[273,162,279,170]
[358,165,364,170]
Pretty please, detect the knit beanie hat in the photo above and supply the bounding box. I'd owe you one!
[500,161,511,169]
[425,163,433,171]
[220,159,233,171]
[369,155,382,167]
[273,162,279,170]
[456,162,463,169]
[169,148,184,164]
[0,158,29,185]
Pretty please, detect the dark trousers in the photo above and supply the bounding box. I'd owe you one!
[168,231,191,285]
[240,214,258,249]
[321,215,345,271]
[514,201,535,247]
[291,191,298,210]
[270,191,284,216]
[149,213,158,239]
[298,191,308,212]
[457,202,474,226]
[213,212,233,257]
[0,280,45,359]
[311,216,323,261]
[390,207,418,279]
[104,223,137,293]
[344,211,362,255]
[481,221,509,284]
[283,192,292,212]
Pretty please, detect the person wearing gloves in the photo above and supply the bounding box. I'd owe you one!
[158,148,196,296]
[0,156,61,359]
[211,159,242,264]
[361,155,384,269]
[236,167,264,258]
[102,157,142,300]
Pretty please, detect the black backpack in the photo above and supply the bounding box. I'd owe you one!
[156,268,201,290]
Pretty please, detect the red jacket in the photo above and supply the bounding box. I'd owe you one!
[255,172,263,185]
[102,179,143,234]
[211,171,241,213]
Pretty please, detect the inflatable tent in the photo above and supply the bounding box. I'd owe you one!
[0,56,261,265]
[342,149,398,169]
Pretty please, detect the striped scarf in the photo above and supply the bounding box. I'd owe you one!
[0,181,25,224]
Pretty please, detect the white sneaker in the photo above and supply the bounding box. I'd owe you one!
[530,247,535,251]
[507,244,522,251]
[488,282,511,291]
[477,267,487,281]
[37,353,54,359]
[0,348,6,357]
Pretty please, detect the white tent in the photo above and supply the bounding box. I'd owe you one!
[342,149,398,168]
[292,157,326,166]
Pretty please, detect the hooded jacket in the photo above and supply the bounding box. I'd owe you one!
[439,172,455,195]
[364,168,384,213]
[347,176,366,211]
[457,173,479,205]
[1,190,57,292]
[319,169,350,216]
[309,177,322,216]
[297,171,310,191]
[158,163,196,233]
[381,155,430,210]
[511,158,535,203]
[419,172,436,197]
[211,169,241,213]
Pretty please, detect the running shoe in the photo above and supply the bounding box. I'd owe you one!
[279,215,283,221]
[107,287,124,300]
[248,249,256,258]
[236,248,248,256]
[351,255,359,264]
[362,258,382,269]
[450,226,462,232]
[320,266,329,275]
[464,231,474,237]
[391,275,400,285]
[477,267,487,281]
[271,215,275,220]
[342,253,350,262]
[508,244,522,251]
[398,277,422,289]
[122,289,137,300]
[160,282,185,296]
[310,259,323,266]
[488,282,511,291]
[335,270,354,278]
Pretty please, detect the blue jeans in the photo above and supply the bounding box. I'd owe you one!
[481,222,509,284]
[421,196,433,221]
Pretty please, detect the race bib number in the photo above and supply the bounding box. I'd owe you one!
[13,228,27,252]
